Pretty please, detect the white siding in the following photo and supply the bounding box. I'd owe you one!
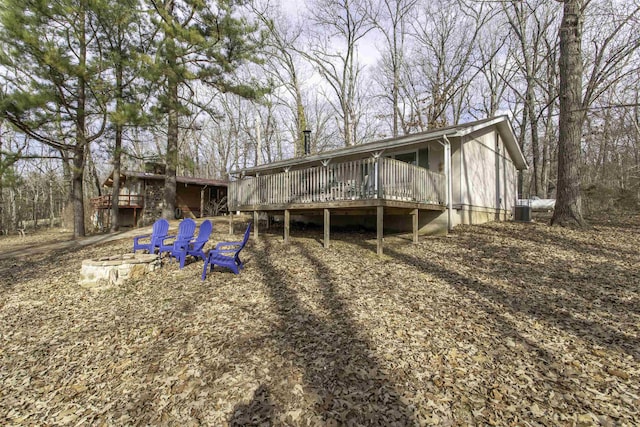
[500,134,518,210]
[451,138,463,205]
[459,130,518,211]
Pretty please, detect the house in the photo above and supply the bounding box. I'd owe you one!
[92,163,228,228]
[227,116,527,254]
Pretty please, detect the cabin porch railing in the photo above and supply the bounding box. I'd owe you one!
[91,194,144,209]
[229,157,445,209]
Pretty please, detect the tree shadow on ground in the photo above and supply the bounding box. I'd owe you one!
[448,225,640,317]
[0,247,80,293]
[252,238,418,425]
[376,241,640,360]
[474,223,640,263]
[229,385,275,426]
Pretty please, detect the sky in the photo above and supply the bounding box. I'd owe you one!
[276,0,382,67]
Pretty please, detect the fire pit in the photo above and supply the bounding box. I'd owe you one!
[79,253,160,290]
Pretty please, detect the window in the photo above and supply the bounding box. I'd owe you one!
[394,152,417,165]
[388,149,429,169]
[418,148,429,169]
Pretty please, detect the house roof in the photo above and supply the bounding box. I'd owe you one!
[233,116,528,175]
[104,170,228,187]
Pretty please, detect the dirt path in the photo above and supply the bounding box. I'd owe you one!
[0,216,241,261]
[0,228,148,261]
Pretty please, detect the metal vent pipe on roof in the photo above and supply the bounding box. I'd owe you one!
[303,129,311,155]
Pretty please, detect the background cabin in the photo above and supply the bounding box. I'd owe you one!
[92,164,227,228]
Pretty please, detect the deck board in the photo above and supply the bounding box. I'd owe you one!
[233,198,445,213]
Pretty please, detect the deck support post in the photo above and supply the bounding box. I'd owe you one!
[228,212,233,234]
[254,211,259,238]
[200,186,206,218]
[324,208,330,248]
[412,208,419,244]
[377,205,384,255]
[284,209,290,244]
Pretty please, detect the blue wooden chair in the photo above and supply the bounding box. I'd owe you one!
[169,220,213,269]
[158,218,196,259]
[202,222,252,279]
[133,218,169,254]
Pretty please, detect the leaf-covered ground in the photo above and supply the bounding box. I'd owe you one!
[0,215,639,426]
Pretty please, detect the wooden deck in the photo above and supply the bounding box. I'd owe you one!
[229,157,445,211]
[91,195,145,229]
[91,194,144,209]
[228,158,447,254]
[229,198,445,212]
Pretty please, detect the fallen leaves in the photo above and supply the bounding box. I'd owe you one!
[0,214,639,425]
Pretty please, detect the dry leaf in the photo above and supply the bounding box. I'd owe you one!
[1,215,639,425]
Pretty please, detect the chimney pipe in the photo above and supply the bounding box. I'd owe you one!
[303,129,311,155]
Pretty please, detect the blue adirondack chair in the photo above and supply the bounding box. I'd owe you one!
[158,218,196,258]
[133,218,170,254]
[202,222,252,279]
[169,219,213,269]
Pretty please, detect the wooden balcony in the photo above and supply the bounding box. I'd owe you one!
[91,194,144,209]
[229,157,445,211]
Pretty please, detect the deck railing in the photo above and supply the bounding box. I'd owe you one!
[229,157,445,209]
[91,194,144,209]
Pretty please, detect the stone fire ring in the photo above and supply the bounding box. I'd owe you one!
[79,253,160,290]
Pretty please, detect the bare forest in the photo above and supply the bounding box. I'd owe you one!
[0,0,638,235]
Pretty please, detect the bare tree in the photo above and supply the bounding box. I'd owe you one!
[502,1,560,198]
[408,0,500,129]
[470,30,516,119]
[304,0,376,146]
[552,0,587,226]
[552,0,640,226]
[368,0,418,137]
[254,3,310,156]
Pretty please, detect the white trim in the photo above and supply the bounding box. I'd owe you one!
[232,116,527,176]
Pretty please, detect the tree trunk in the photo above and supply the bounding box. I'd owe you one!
[551,0,587,227]
[73,3,88,238]
[110,142,122,230]
[33,187,39,228]
[111,62,124,232]
[392,26,399,138]
[49,179,55,228]
[164,103,178,220]
[526,81,542,197]
[0,134,4,233]
[342,96,352,147]
[9,187,17,231]
[163,33,178,220]
[295,77,306,157]
[72,148,86,238]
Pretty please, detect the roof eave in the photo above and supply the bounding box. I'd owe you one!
[232,115,528,175]
[452,116,528,170]
[232,128,456,176]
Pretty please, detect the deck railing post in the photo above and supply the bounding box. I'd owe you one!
[377,157,382,199]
